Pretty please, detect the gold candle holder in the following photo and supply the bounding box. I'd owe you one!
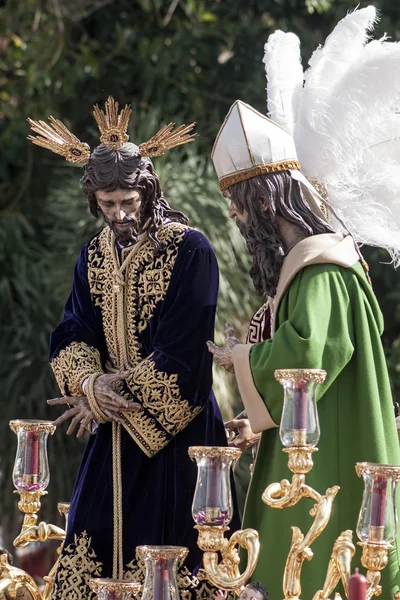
[89,578,141,600]
[10,420,65,547]
[136,545,188,600]
[0,419,68,600]
[189,446,260,592]
[262,369,400,600]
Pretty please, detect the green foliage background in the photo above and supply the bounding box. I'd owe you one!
[1,0,400,550]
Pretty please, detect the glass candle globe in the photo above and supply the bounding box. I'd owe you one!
[10,420,56,493]
[189,446,240,527]
[356,462,400,544]
[137,545,188,600]
[275,369,327,448]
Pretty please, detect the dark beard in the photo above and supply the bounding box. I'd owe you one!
[103,215,140,246]
[236,218,285,297]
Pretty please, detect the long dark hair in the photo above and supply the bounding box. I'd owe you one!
[230,171,333,236]
[229,171,334,297]
[81,143,189,250]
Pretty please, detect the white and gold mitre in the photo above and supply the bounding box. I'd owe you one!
[211,100,301,191]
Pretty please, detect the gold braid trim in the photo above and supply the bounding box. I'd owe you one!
[219,160,301,191]
[86,373,108,423]
[50,342,103,396]
[112,421,124,579]
[85,223,190,571]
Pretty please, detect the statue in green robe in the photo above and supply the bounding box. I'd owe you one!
[207,98,400,600]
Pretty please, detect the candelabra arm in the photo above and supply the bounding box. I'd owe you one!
[312,530,356,600]
[262,474,305,508]
[42,502,70,600]
[196,526,260,592]
[42,559,61,600]
[263,445,340,600]
[14,522,66,548]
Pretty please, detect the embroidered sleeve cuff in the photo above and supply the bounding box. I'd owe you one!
[116,355,202,457]
[232,344,278,433]
[50,342,103,396]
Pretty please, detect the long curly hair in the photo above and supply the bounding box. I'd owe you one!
[229,171,334,297]
[81,143,189,251]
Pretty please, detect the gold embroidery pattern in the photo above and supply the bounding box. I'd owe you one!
[128,356,202,435]
[52,531,103,600]
[87,223,187,370]
[125,224,187,358]
[86,223,197,455]
[50,342,103,396]
[87,230,119,368]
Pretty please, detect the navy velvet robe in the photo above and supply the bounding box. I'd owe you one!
[49,223,238,599]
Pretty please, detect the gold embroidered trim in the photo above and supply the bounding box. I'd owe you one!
[117,355,203,457]
[219,160,301,191]
[128,355,202,434]
[52,531,103,600]
[87,223,193,456]
[87,223,187,369]
[50,342,103,396]
[125,224,187,346]
[119,397,168,457]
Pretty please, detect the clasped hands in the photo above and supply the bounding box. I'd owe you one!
[47,371,139,438]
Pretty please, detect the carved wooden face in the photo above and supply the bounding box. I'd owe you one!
[95,188,143,244]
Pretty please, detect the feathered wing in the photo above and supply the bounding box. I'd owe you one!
[306,6,377,88]
[295,6,378,176]
[263,30,303,135]
[291,7,400,264]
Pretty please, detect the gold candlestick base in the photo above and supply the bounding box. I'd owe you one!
[284,445,318,474]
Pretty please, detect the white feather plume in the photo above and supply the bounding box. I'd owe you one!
[263,30,303,135]
[306,6,377,89]
[264,6,400,265]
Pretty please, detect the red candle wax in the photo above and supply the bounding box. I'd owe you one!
[370,476,387,527]
[162,562,169,600]
[205,458,221,508]
[293,381,308,430]
[348,569,367,600]
[153,558,169,600]
[24,430,39,475]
